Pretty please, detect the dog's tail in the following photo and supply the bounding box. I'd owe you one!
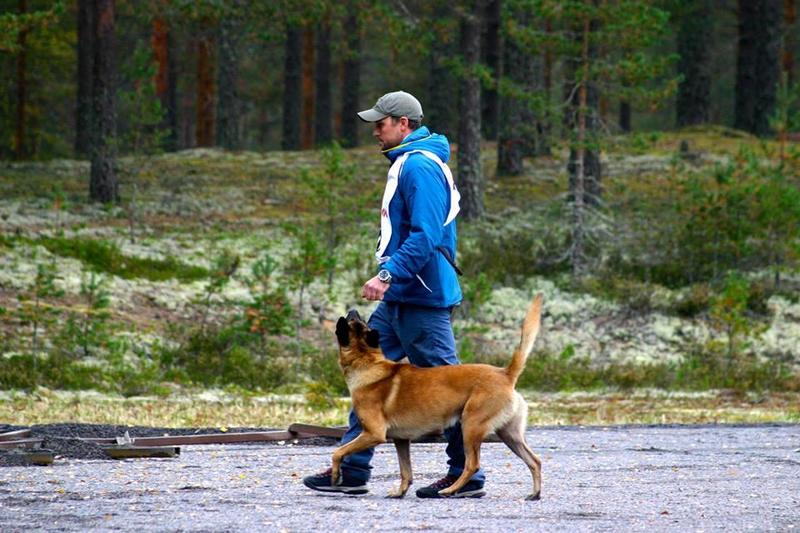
[506,293,543,384]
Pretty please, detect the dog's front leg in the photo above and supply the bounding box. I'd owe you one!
[331,430,386,486]
[387,438,412,498]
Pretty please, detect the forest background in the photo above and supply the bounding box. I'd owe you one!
[1,0,799,427]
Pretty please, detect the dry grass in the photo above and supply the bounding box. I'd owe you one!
[1,389,797,430]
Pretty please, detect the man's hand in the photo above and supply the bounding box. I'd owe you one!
[362,276,390,301]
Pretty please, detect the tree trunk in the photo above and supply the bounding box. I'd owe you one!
[619,100,631,132]
[542,18,553,148]
[76,0,94,157]
[735,0,782,136]
[497,12,533,176]
[314,18,332,146]
[195,33,215,147]
[784,0,796,84]
[457,1,485,221]
[567,16,602,208]
[151,15,177,151]
[216,13,242,150]
[676,0,713,127]
[481,0,501,140]
[282,23,302,150]
[427,2,458,139]
[89,0,118,203]
[301,27,315,150]
[340,6,361,147]
[14,0,28,160]
[571,16,591,278]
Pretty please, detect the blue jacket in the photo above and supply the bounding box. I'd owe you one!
[379,126,463,308]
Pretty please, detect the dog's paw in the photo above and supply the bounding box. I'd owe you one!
[386,488,406,499]
[525,493,541,501]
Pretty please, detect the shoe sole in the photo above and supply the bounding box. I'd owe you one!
[303,479,368,495]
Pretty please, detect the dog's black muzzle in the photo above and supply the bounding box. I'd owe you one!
[345,308,362,322]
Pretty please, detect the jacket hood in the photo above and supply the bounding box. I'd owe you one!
[384,126,450,164]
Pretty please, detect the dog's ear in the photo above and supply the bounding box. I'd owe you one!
[335,317,349,346]
[365,329,380,349]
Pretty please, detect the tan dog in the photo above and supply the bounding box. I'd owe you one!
[331,294,544,500]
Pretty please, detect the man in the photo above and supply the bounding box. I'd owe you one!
[303,91,486,498]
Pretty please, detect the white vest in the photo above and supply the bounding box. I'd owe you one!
[376,150,461,265]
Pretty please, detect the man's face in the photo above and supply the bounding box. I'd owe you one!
[373,116,409,151]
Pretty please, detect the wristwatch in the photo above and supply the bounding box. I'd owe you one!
[377,269,392,284]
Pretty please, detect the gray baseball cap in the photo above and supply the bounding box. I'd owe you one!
[357,91,424,122]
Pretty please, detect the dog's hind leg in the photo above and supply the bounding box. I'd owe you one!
[496,395,541,500]
[437,421,489,497]
[387,438,412,498]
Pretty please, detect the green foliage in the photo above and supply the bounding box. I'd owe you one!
[508,344,798,392]
[239,252,294,339]
[708,272,768,365]
[304,380,341,410]
[298,141,370,287]
[0,2,64,53]
[57,272,112,359]
[155,325,293,390]
[283,226,333,324]
[32,236,209,282]
[0,345,171,396]
[195,249,240,332]
[673,344,796,392]
[118,43,168,155]
[575,275,659,314]
[15,259,64,354]
[459,207,571,285]
[458,271,493,319]
[305,347,347,396]
[770,73,800,148]
[610,146,800,288]
[673,284,712,317]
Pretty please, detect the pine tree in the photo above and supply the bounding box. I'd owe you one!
[282,21,302,150]
[89,0,118,203]
[339,4,362,147]
[675,0,713,127]
[216,5,243,150]
[735,0,782,136]
[457,0,486,221]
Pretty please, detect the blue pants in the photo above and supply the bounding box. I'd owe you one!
[339,301,485,485]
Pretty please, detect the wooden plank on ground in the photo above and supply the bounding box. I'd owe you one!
[82,430,296,447]
[0,429,32,441]
[288,424,347,439]
[104,446,180,459]
[0,439,43,450]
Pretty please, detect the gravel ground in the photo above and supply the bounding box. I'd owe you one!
[0,424,798,532]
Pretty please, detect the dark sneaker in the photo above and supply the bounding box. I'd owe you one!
[302,468,369,495]
[415,475,486,499]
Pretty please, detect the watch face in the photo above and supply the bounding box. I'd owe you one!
[379,270,391,282]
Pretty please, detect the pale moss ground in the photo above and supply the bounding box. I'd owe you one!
[1,129,799,430]
[2,131,798,369]
[1,390,797,428]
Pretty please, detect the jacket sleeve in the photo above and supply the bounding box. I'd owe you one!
[382,155,448,280]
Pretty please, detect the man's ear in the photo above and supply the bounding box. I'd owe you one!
[365,329,380,349]
[335,317,349,347]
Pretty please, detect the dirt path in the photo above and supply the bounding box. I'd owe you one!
[1,424,798,531]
